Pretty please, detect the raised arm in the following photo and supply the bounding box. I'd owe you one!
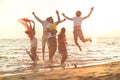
[62,13,73,20]
[31,20,35,31]
[82,7,94,20]
[30,20,36,35]
[59,18,66,24]
[32,12,43,23]
[56,18,66,26]
[18,18,31,30]
[32,21,36,35]
[28,21,32,30]
[55,10,61,25]
[56,10,60,22]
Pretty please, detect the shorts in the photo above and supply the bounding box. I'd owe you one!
[47,37,57,49]
[73,26,84,40]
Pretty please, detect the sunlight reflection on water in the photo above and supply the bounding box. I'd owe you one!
[0,37,120,75]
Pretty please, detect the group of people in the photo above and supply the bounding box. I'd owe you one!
[18,7,94,66]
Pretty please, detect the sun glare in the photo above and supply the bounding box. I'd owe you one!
[0,0,120,38]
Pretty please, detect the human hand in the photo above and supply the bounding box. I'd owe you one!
[31,20,35,23]
[64,18,66,21]
[32,12,35,15]
[62,13,65,16]
[56,10,59,14]
[91,7,94,11]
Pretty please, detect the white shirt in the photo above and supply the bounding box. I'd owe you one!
[72,17,83,26]
[34,16,49,36]
[30,37,37,48]
[46,23,56,38]
[40,21,49,35]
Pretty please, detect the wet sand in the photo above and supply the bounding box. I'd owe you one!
[0,61,120,80]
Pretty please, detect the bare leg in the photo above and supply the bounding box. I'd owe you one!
[49,47,56,63]
[74,30,82,51]
[81,38,92,42]
[42,46,45,61]
[61,52,67,64]
[31,47,39,64]
[74,39,82,51]
[48,37,57,64]
[42,35,47,61]
[25,49,34,61]
[78,29,92,42]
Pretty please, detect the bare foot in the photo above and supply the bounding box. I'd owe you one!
[79,46,82,51]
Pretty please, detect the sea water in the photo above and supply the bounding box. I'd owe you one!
[0,37,120,76]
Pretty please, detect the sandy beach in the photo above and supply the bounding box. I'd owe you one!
[0,61,120,80]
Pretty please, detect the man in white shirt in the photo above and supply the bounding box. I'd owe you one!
[32,12,51,61]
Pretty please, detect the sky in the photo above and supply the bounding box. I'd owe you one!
[0,0,120,39]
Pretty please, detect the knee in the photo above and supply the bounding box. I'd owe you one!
[81,39,85,42]
[74,39,77,43]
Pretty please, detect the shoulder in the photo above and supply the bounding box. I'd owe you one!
[74,17,83,20]
[72,17,76,19]
[73,16,80,20]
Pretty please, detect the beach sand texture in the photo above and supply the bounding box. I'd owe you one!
[0,61,120,80]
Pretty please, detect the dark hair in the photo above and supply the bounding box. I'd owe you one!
[76,11,81,17]
[61,27,66,34]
